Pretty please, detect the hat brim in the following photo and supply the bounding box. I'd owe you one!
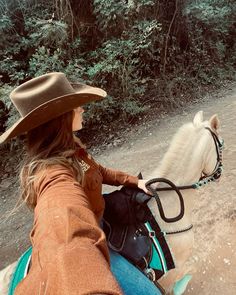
[0,84,106,144]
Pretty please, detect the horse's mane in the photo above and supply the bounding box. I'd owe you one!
[158,122,203,178]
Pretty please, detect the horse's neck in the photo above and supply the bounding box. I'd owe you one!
[147,126,206,231]
[153,129,204,185]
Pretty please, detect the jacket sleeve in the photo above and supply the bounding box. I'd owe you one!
[98,163,139,187]
[16,166,123,295]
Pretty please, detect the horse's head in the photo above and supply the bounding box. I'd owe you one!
[155,111,224,186]
[193,111,224,183]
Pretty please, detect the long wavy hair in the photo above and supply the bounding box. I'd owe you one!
[20,111,83,209]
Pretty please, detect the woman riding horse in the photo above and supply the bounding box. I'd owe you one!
[0,72,161,295]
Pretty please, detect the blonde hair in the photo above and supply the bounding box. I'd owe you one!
[20,111,84,209]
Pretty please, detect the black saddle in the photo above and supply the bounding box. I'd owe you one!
[103,185,153,268]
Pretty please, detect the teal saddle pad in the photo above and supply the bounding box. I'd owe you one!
[8,247,32,295]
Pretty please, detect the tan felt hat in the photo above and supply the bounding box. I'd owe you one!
[0,72,107,144]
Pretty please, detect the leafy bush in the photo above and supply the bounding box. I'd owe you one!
[93,0,156,37]
[0,84,18,135]
[184,0,235,63]
[0,0,235,150]
[185,1,233,33]
[86,19,161,100]
[28,19,68,48]
[0,14,13,31]
[28,47,65,77]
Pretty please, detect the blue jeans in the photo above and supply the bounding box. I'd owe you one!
[109,249,161,295]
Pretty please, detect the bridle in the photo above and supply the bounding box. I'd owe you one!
[198,127,223,184]
[145,127,224,225]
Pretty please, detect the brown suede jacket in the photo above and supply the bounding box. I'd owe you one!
[15,148,138,295]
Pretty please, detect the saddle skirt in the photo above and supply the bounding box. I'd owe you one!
[8,247,32,295]
[103,185,175,282]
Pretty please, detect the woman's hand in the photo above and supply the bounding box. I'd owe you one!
[138,179,152,195]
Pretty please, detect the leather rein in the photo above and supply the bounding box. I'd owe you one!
[145,127,224,229]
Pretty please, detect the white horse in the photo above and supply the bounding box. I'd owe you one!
[0,261,17,295]
[145,110,223,294]
[0,111,223,295]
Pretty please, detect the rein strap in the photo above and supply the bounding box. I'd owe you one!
[146,178,185,223]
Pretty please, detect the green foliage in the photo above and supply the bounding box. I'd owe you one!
[28,19,68,48]
[0,14,13,31]
[93,0,131,34]
[185,1,234,33]
[87,19,161,100]
[0,84,13,111]
[83,96,117,126]
[28,47,65,77]
[83,95,148,127]
[93,0,156,37]
[0,84,19,136]
[63,58,88,82]
[121,99,148,117]
[184,0,236,65]
[0,58,22,80]
[0,0,235,146]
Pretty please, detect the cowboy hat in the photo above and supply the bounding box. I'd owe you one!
[0,72,107,144]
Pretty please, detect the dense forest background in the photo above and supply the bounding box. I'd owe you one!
[0,0,235,146]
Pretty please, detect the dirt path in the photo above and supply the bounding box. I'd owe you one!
[0,84,236,294]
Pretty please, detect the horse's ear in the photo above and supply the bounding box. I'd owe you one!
[137,172,143,179]
[209,114,220,132]
[193,111,203,126]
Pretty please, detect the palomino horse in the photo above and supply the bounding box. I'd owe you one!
[0,111,223,295]
[144,111,223,294]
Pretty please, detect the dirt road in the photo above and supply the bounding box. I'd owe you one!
[0,84,235,294]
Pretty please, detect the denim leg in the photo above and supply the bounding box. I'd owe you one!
[109,249,161,295]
